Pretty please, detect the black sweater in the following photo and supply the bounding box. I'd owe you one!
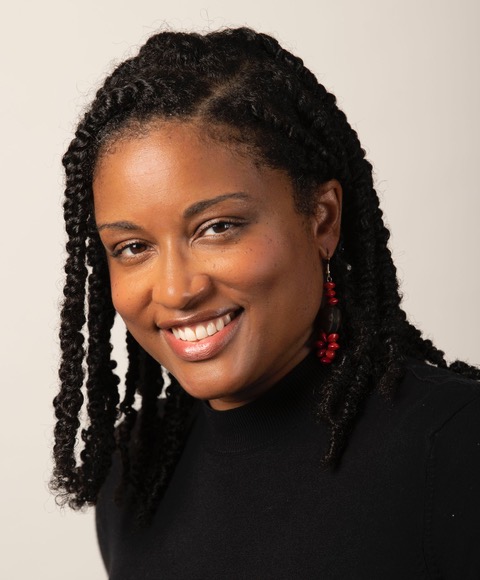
[96,355,480,579]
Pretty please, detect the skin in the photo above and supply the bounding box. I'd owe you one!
[93,123,342,410]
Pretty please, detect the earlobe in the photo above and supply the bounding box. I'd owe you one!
[312,179,343,258]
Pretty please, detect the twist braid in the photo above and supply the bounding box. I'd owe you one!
[137,376,196,526]
[131,351,164,496]
[77,224,119,505]
[115,331,141,498]
[52,150,90,501]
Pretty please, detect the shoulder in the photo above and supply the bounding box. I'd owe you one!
[350,360,480,576]
[388,358,480,436]
[395,358,480,480]
[352,359,480,480]
[403,357,480,394]
[395,361,480,577]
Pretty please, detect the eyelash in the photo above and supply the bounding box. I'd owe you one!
[110,219,245,260]
[197,219,244,237]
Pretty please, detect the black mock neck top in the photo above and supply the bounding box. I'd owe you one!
[96,354,480,579]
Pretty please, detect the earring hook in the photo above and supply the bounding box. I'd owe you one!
[325,249,332,283]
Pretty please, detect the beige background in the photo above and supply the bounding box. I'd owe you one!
[1,0,479,578]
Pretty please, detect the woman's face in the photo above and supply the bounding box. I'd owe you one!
[94,123,341,410]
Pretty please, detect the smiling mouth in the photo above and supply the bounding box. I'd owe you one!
[170,310,241,342]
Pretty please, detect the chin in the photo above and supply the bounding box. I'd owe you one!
[170,366,244,402]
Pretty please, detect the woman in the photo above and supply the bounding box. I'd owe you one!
[52,27,480,578]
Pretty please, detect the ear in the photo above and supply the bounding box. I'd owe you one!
[310,179,343,258]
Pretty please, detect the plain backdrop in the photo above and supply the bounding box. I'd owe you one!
[1,0,479,578]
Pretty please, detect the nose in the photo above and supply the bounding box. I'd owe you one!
[151,245,212,310]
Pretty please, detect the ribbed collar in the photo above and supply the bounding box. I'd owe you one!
[198,353,325,454]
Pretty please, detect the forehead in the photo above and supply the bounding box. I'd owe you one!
[92,123,294,221]
[95,120,255,180]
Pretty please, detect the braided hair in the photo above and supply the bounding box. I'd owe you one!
[52,27,480,523]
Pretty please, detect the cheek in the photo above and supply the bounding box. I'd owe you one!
[211,234,287,296]
[108,268,150,324]
[268,232,323,318]
[216,232,322,311]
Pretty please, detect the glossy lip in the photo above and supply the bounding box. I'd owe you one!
[161,309,243,362]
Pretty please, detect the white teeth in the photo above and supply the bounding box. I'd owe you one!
[184,327,196,341]
[207,322,217,336]
[195,325,208,340]
[171,312,236,342]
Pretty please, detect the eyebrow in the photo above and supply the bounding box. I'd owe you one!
[97,220,144,233]
[96,192,251,233]
[183,192,251,219]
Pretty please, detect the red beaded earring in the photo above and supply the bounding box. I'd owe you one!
[315,254,341,364]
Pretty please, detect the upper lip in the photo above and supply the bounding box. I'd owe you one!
[156,307,240,330]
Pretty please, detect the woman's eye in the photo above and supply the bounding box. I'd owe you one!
[202,221,236,236]
[112,242,147,258]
